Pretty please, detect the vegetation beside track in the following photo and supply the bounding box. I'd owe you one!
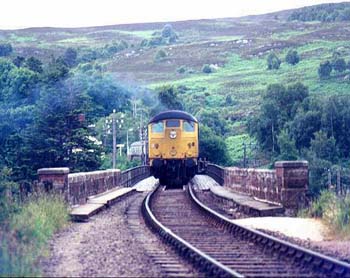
[0,169,69,276]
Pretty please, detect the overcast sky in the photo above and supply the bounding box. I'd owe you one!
[0,0,347,30]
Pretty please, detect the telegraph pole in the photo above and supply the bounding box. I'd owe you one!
[112,109,116,169]
[243,142,247,168]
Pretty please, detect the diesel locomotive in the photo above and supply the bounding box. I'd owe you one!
[147,110,201,187]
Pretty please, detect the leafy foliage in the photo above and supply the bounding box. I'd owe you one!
[285,49,300,65]
[267,52,281,70]
[202,64,212,74]
[0,43,13,57]
[289,2,350,22]
[155,49,167,61]
[154,85,183,113]
[318,60,332,79]
[199,125,231,166]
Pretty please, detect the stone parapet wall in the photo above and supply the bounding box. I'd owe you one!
[224,167,278,203]
[68,170,121,205]
[38,166,150,206]
[220,161,308,210]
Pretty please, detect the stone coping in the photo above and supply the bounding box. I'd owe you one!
[274,160,308,168]
[37,167,70,175]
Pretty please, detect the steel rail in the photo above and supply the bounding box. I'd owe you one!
[142,186,244,278]
[188,183,350,277]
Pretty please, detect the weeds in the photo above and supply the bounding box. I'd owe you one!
[300,190,350,237]
[0,194,69,277]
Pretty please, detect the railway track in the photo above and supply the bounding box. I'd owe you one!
[142,184,350,277]
[126,192,202,277]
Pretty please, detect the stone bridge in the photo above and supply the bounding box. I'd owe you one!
[37,160,308,210]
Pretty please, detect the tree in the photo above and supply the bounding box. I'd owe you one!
[291,109,322,149]
[0,43,13,57]
[8,67,38,99]
[25,57,43,73]
[12,56,25,68]
[0,59,15,101]
[157,85,183,111]
[199,125,231,166]
[277,129,298,160]
[225,95,234,106]
[310,131,338,163]
[27,81,101,172]
[267,52,281,70]
[155,49,167,61]
[161,24,178,43]
[43,56,69,83]
[196,109,227,135]
[73,73,130,118]
[285,49,300,65]
[63,48,78,67]
[249,82,309,154]
[332,58,346,72]
[202,64,212,73]
[318,61,332,79]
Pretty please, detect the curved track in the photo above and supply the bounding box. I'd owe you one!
[143,184,350,277]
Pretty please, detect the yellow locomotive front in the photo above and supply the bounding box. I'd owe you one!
[147,110,198,187]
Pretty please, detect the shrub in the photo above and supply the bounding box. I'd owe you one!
[0,167,19,223]
[155,49,167,61]
[301,190,350,237]
[285,49,300,65]
[267,51,281,70]
[0,43,13,57]
[176,66,186,74]
[202,64,212,74]
[0,193,69,276]
[318,60,332,79]
[333,58,346,72]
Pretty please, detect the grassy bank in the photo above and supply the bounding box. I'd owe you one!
[300,191,350,238]
[0,194,69,276]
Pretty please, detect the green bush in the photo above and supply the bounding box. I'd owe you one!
[202,64,212,74]
[267,51,281,70]
[155,49,167,61]
[176,66,186,74]
[285,49,300,65]
[318,60,332,78]
[302,190,350,237]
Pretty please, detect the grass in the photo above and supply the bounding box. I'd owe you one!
[9,34,37,43]
[225,134,257,164]
[0,193,69,276]
[299,190,350,238]
[57,37,95,45]
[116,30,157,39]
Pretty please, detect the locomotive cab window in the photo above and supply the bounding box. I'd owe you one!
[166,119,180,128]
[151,122,164,133]
[183,121,195,132]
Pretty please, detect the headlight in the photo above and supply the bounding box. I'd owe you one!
[169,130,177,139]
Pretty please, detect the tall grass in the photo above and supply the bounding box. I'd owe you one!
[300,190,350,238]
[0,194,69,277]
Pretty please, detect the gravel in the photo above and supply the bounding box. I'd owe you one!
[191,174,350,264]
[40,192,162,277]
[258,229,350,264]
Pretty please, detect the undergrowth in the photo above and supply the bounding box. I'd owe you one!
[299,190,350,238]
[0,193,69,277]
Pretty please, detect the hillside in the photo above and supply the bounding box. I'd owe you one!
[1,3,350,165]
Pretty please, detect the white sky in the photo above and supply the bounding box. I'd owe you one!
[0,0,347,30]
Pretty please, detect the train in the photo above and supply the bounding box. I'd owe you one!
[147,110,205,187]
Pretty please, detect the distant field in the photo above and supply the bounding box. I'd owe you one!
[1,12,350,161]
